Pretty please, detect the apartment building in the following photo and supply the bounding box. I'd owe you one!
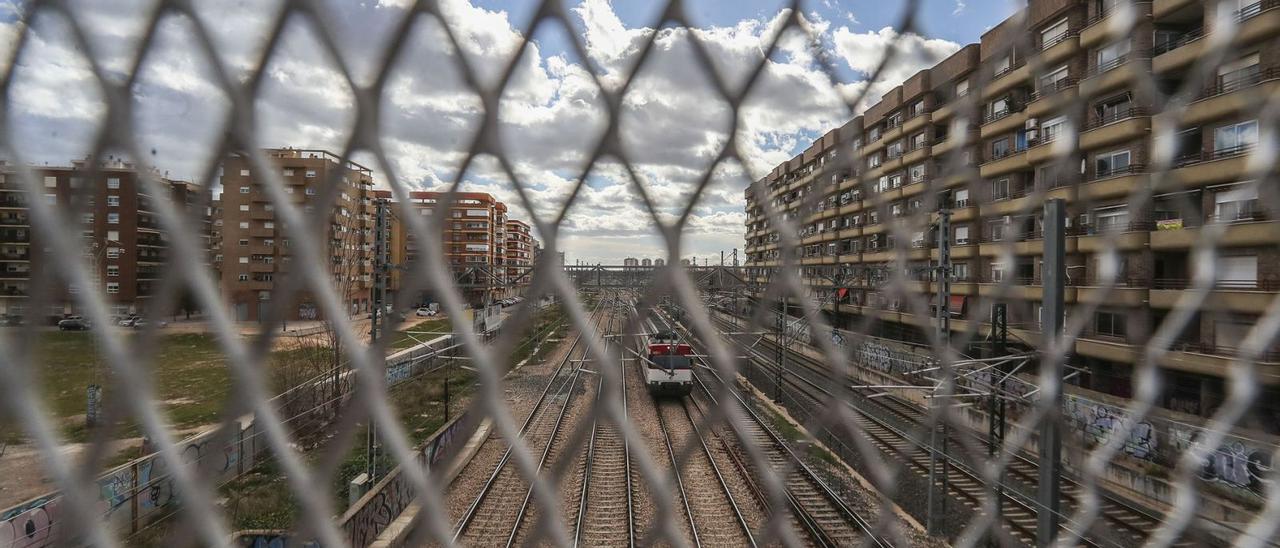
[0,159,210,320]
[398,191,509,305]
[218,148,376,321]
[504,219,535,289]
[743,0,1280,430]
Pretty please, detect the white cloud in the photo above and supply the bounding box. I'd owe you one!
[2,0,967,263]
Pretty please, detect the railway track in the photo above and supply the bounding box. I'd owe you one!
[710,313,1192,547]
[570,298,636,547]
[452,297,614,545]
[657,314,891,547]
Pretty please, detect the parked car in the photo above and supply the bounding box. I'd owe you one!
[131,318,167,329]
[118,317,139,327]
[58,317,91,331]
[416,307,437,317]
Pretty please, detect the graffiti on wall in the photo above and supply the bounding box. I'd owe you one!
[0,496,60,548]
[1064,396,1157,461]
[856,341,932,377]
[235,531,318,548]
[1173,428,1273,495]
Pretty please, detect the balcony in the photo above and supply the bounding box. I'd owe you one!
[1172,144,1255,186]
[1151,218,1279,249]
[1038,31,1080,65]
[1079,164,1148,200]
[1183,67,1280,126]
[1151,278,1279,313]
[1081,56,1144,97]
[1079,108,1149,150]
[1153,27,1204,73]
[984,60,1030,99]
[1077,221,1154,252]
[1027,77,1079,114]
[978,149,1029,178]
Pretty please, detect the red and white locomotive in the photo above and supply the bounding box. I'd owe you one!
[645,330,693,396]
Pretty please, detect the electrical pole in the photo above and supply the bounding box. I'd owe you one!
[926,206,951,534]
[367,198,389,483]
[774,301,785,402]
[1037,199,1066,547]
[988,302,1008,545]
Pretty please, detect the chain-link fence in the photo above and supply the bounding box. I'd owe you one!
[1,0,1280,546]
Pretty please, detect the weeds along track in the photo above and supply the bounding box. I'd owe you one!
[451,296,615,545]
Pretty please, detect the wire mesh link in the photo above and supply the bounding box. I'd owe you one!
[0,0,1279,547]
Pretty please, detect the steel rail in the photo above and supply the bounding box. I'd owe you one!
[658,313,889,548]
[505,295,623,547]
[571,298,636,548]
[451,298,608,542]
[719,316,1107,547]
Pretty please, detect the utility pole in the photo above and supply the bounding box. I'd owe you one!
[988,302,1008,545]
[926,206,951,534]
[367,198,389,484]
[774,301,785,402]
[1037,199,1066,547]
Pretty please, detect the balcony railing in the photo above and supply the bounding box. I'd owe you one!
[1153,278,1280,291]
[1198,66,1278,100]
[1028,77,1078,102]
[990,58,1026,81]
[1153,27,1204,56]
[1083,107,1147,131]
[1085,54,1133,79]
[1039,30,1076,51]
[1238,0,1280,23]
[1080,220,1155,235]
[1091,162,1146,181]
[1175,144,1255,167]
[1173,341,1280,363]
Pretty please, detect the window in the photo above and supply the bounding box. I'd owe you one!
[106,230,119,241]
[264,221,274,229]
[887,111,903,128]
[1214,184,1260,221]
[954,188,970,207]
[991,137,1010,159]
[1218,53,1260,91]
[909,163,926,183]
[991,261,1006,281]
[953,262,969,280]
[909,100,925,117]
[1094,205,1129,232]
[43,176,56,188]
[283,169,295,176]
[954,225,971,245]
[1041,18,1069,47]
[1041,116,1068,143]
[305,169,317,178]
[1095,311,1127,338]
[992,178,1010,200]
[106,282,120,294]
[887,140,904,158]
[238,274,249,281]
[1040,65,1069,91]
[239,186,250,194]
[44,194,57,204]
[955,79,969,97]
[867,154,881,168]
[305,187,317,195]
[1096,40,1130,72]
[106,265,119,277]
[989,97,1010,118]
[239,169,250,176]
[106,195,120,207]
[284,187,294,194]
[238,204,250,212]
[106,213,119,224]
[993,55,1011,75]
[107,177,120,189]
[1094,149,1131,178]
[239,257,249,264]
[1214,120,1258,153]
[910,132,926,150]
[868,126,882,142]
[239,221,250,229]
[1219,255,1258,287]
[1094,93,1133,124]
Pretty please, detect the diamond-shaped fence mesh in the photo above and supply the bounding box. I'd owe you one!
[1,0,1279,546]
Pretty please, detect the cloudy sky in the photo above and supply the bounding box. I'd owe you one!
[0,0,1016,264]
